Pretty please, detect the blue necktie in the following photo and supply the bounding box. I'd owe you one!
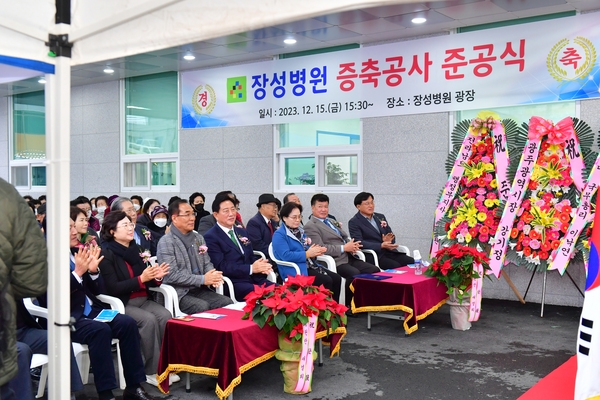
[324,219,340,236]
[71,257,92,316]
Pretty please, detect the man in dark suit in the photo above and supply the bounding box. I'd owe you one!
[204,194,274,300]
[246,193,279,259]
[348,192,414,269]
[68,219,153,400]
[111,197,157,255]
[303,193,379,282]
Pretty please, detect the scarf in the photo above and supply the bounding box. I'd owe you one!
[170,224,202,275]
[102,239,146,271]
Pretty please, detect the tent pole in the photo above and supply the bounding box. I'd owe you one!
[46,53,72,400]
[47,1,72,398]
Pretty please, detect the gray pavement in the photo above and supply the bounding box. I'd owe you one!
[64,298,580,399]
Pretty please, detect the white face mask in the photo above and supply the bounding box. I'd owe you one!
[133,203,141,212]
[97,206,107,215]
[154,218,168,228]
[86,210,92,218]
[92,205,97,211]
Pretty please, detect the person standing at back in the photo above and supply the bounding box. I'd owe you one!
[0,177,48,399]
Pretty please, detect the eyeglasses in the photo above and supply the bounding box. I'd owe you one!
[117,222,135,229]
[287,215,303,221]
[177,212,197,218]
[123,208,137,215]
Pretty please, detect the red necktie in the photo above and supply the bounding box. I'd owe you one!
[268,221,274,236]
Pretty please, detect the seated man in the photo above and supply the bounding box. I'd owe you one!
[15,299,83,398]
[68,219,153,400]
[348,192,414,269]
[303,193,379,289]
[246,193,279,260]
[111,197,158,255]
[196,191,243,235]
[204,194,274,300]
[157,199,233,314]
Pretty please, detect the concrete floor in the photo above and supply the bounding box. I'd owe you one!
[64,298,580,400]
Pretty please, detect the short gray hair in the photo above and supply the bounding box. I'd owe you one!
[110,197,132,212]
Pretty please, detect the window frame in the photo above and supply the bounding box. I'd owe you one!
[8,95,47,191]
[273,120,363,194]
[120,75,180,193]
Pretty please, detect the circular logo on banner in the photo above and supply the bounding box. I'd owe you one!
[547,36,596,82]
[192,85,216,115]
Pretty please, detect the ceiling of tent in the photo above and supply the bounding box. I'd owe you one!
[1,0,598,97]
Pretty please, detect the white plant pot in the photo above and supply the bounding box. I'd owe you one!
[447,288,471,331]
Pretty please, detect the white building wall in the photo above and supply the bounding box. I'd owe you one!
[2,81,600,308]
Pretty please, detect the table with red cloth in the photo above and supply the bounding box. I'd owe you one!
[156,307,346,399]
[350,266,448,334]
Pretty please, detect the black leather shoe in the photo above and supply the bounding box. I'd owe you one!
[122,386,154,400]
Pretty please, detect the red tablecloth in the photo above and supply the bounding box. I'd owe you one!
[157,307,346,399]
[351,267,448,334]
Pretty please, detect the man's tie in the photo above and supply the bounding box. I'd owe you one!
[267,221,274,236]
[71,257,92,316]
[324,219,340,236]
[228,229,238,244]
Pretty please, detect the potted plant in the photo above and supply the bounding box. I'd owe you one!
[425,243,491,330]
[242,275,347,394]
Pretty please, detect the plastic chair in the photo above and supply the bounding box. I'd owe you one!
[31,354,48,398]
[315,255,346,306]
[268,243,301,276]
[22,297,126,390]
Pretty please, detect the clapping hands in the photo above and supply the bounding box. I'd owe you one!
[73,246,104,277]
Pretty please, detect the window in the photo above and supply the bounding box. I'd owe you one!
[10,91,46,190]
[122,72,179,191]
[275,119,362,192]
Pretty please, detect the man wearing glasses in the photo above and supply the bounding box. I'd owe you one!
[157,199,233,314]
[111,197,158,256]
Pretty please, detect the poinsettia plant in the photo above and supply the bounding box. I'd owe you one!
[242,275,348,343]
[425,243,492,303]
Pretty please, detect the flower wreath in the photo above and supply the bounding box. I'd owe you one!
[500,117,597,272]
[433,114,520,254]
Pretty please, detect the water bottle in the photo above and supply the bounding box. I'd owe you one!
[413,250,423,275]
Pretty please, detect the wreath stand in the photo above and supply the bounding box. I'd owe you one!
[501,270,526,304]
[523,268,584,317]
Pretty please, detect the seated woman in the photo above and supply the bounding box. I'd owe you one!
[137,198,160,227]
[146,205,169,239]
[98,211,173,386]
[70,206,99,247]
[272,202,343,304]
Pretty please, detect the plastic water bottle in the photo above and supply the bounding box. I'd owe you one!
[413,250,423,275]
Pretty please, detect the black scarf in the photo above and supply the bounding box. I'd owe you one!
[102,239,145,270]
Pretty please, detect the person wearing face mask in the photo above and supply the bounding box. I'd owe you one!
[189,192,209,231]
[131,195,144,216]
[137,198,160,227]
[94,195,109,225]
[147,205,169,239]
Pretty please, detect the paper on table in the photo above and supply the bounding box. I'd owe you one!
[191,312,226,319]
[384,269,407,274]
[223,302,246,311]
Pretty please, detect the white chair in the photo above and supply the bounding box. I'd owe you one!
[31,354,48,398]
[96,294,127,389]
[315,255,346,307]
[359,245,411,270]
[24,296,127,390]
[268,243,301,276]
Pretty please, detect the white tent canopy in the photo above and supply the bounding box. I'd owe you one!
[0,1,422,399]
